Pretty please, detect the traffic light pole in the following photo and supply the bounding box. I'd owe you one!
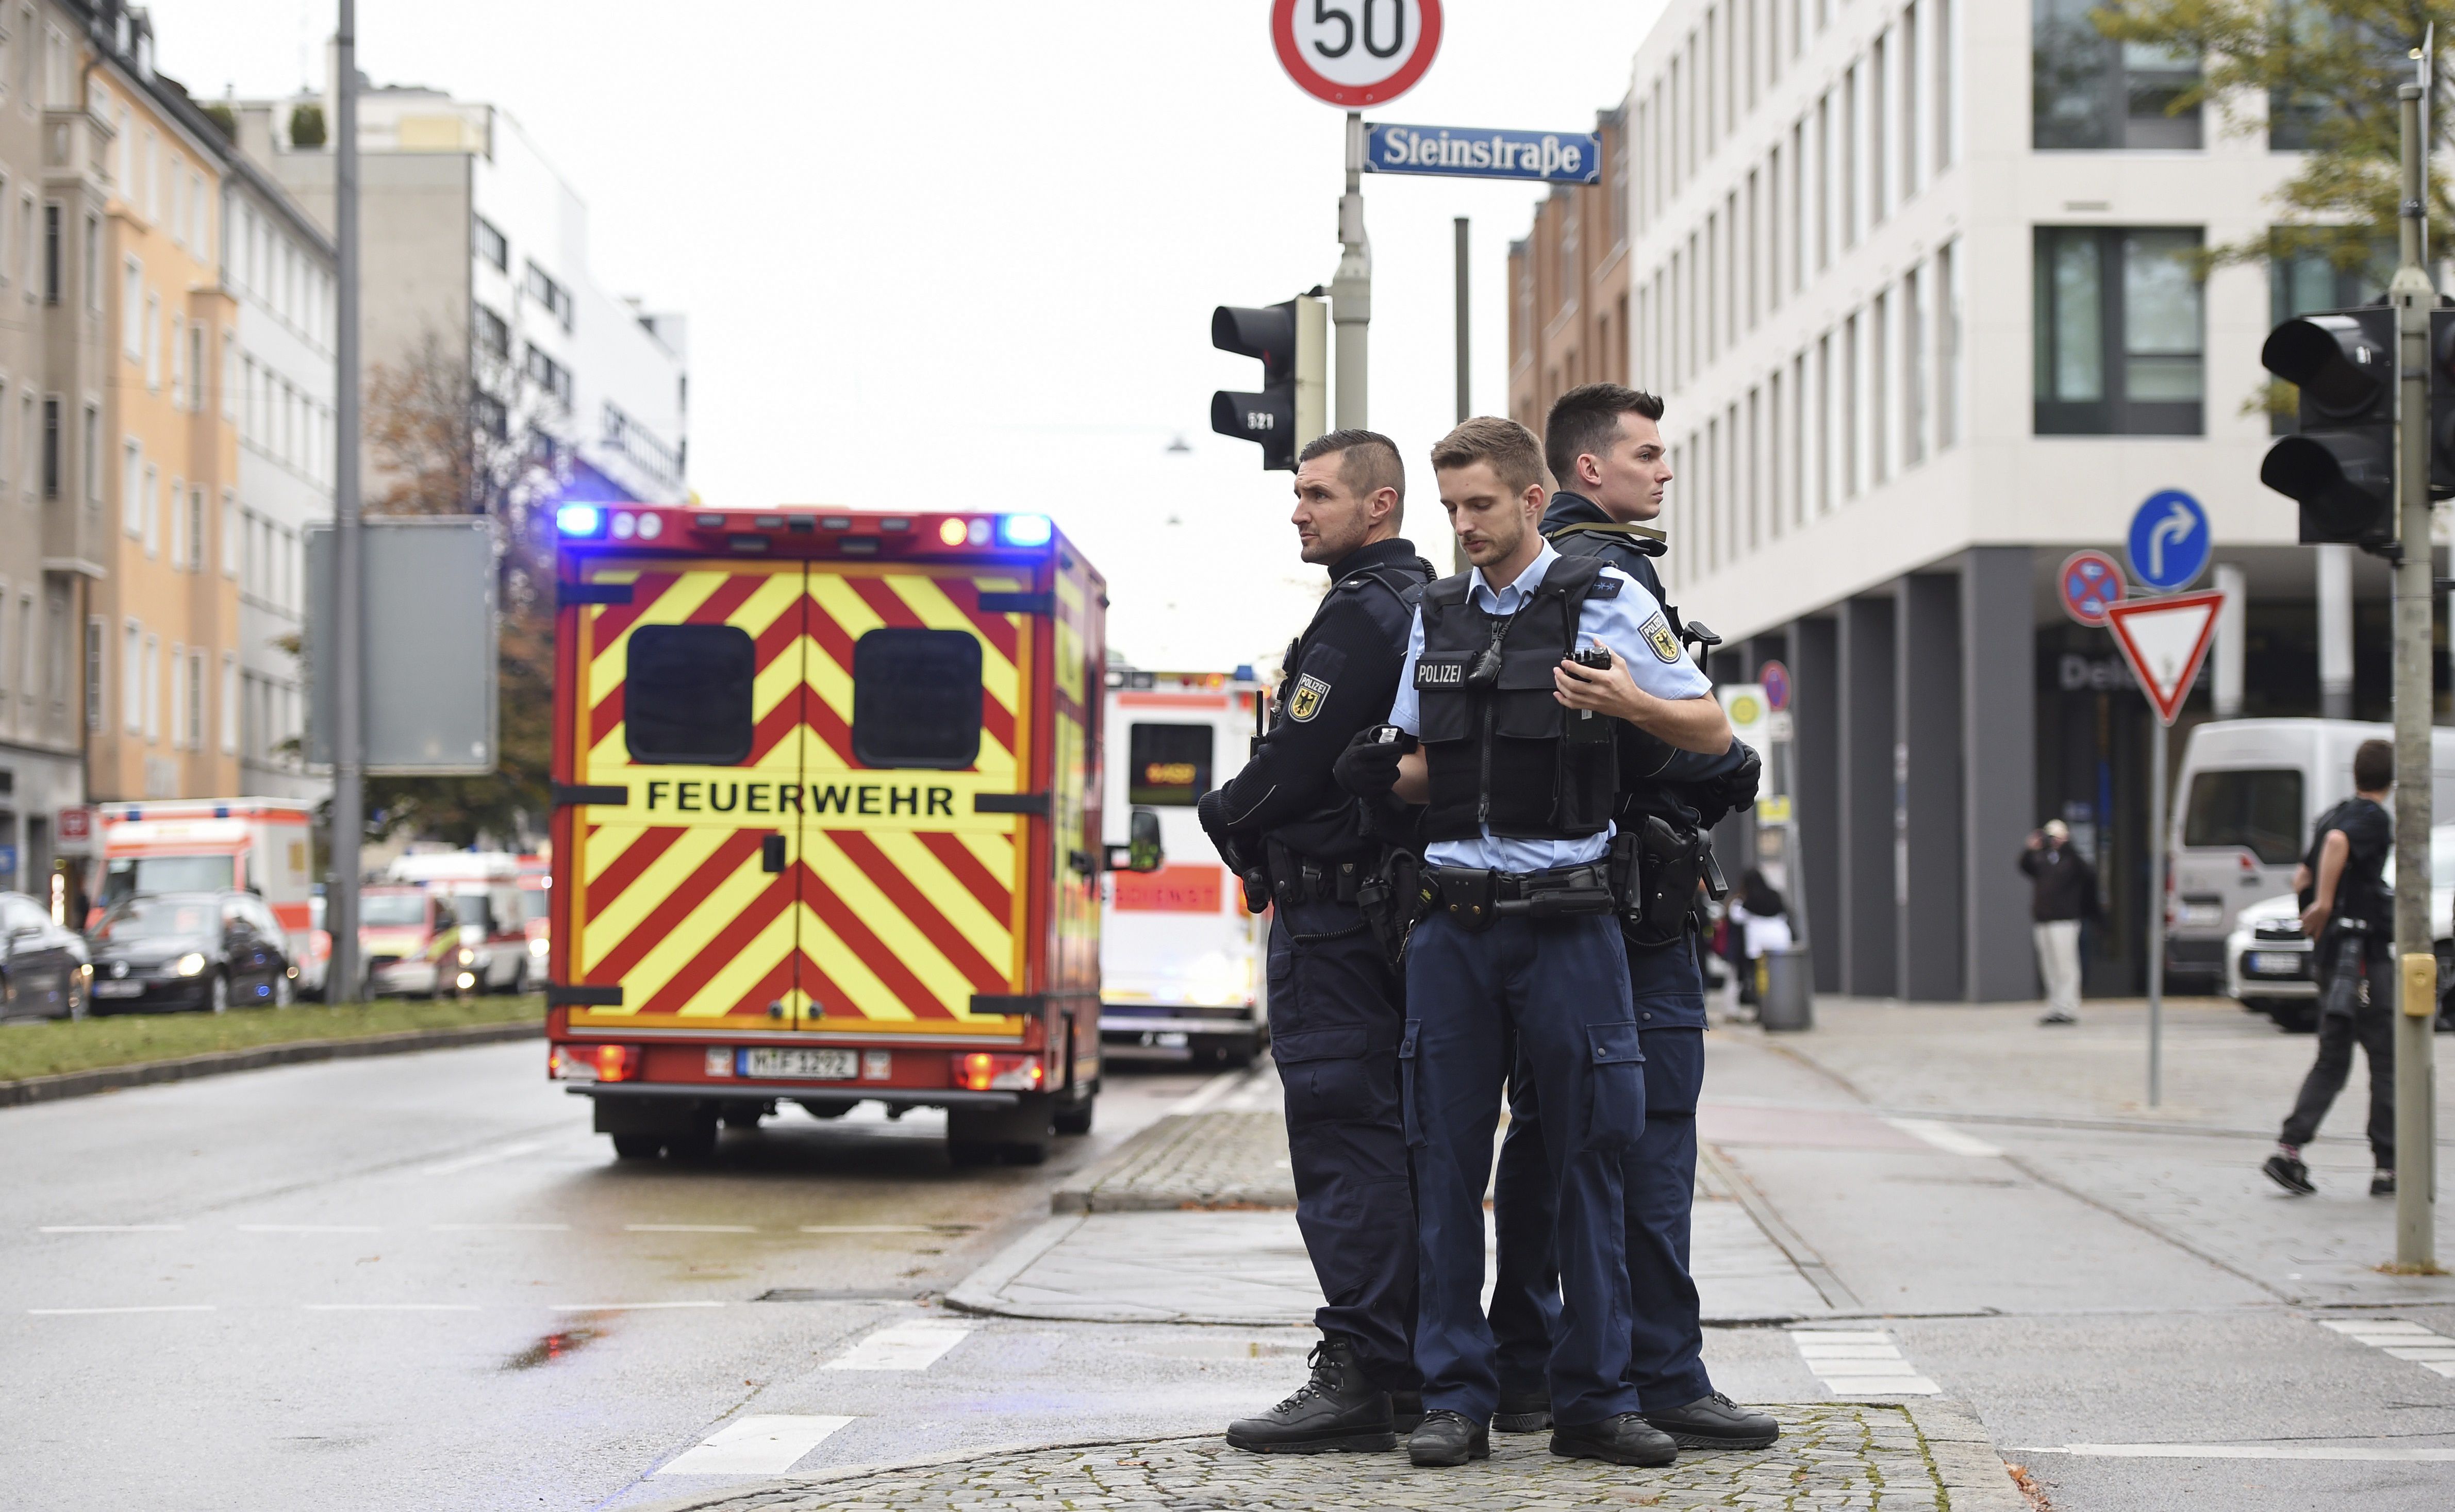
[1332,111,1370,429]
[2388,82,2439,1272]
[329,0,365,1005]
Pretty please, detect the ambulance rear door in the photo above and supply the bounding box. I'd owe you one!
[791,560,1038,1035]
[563,557,810,1031]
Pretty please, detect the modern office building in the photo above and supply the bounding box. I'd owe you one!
[1511,0,2413,999]
[232,69,688,509]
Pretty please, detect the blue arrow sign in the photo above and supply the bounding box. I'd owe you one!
[2126,489,2211,592]
[1364,123,1603,184]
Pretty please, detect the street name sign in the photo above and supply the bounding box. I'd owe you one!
[2126,488,2211,592]
[2103,590,2226,726]
[1364,123,1602,182]
[2058,549,2126,626]
[1273,0,1442,107]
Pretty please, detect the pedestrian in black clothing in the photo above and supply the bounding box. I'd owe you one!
[2020,820,2099,1025]
[2266,739,2398,1199]
[1200,428,1437,1454]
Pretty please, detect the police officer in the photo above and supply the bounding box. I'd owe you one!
[1477,385,1779,1451]
[1335,417,1732,1470]
[1201,429,1436,1455]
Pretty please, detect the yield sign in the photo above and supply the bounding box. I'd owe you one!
[2103,590,2226,726]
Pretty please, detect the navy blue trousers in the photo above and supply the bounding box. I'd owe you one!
[1489,939,1713,1412]
[1401,909,1644,1427]
[1267,899,1419,1390]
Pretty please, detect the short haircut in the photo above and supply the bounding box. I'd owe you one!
[1299,428,1405,521]
[2354,738,2394,792]
[1431,416,1546,500]
[1544,383,1666,487]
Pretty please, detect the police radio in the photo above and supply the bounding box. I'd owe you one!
[1568,645,1613,720]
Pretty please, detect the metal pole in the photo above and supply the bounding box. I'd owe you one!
[2388,81,2439,1271]
[2148,716,2166,1108]
[1453,214,1468,572]
[328,0,364,1004]
[1332,111,1370,430]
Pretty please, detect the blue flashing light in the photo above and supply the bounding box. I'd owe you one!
[998,513,1054,547]
[1233,664,1256,683]
[557,504,604,537]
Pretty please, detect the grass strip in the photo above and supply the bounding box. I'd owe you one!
[0,995,544,1084]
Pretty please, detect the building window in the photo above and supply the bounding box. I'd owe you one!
[80,403,95,504]
[523,343,572,406]
[524,261,573,331]
[2032,0,2201,151]
[1905,265,1929,468]
[2033,226,2205,435]
[121,440,139,535]
[84,616,101,733]
[222,490,237,578]
[473,213,507,272]
[474,304,509,361]
[38,394,54,497]
[121,258,139,357]
[221,653,237,755]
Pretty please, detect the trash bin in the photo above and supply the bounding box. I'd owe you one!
[1759,946,1814,1032]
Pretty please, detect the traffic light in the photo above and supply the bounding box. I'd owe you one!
[2259,308,2395,548]
[1210,295,1325,470]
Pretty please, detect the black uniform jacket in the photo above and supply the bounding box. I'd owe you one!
[1205,537,1432,858]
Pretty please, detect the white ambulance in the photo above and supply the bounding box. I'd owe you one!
[94,800,318,963]
[1099,667,1270,1067]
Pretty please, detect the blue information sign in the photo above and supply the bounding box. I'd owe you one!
[1364,123,1602,184]
[2126,489,2211,592]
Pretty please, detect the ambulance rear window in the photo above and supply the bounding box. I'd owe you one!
[1128,724,1213,806]
[626,625,756,765]
[852,629,982,769]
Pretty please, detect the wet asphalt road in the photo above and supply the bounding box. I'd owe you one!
[0,1039,1240,1511]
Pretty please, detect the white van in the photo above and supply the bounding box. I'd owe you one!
[1099,668,1270,1067]
[2167,719,2455,986]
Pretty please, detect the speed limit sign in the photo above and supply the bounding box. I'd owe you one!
[1272,0,1444,107]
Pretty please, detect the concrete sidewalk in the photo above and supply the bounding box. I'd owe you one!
[638,1399,2025,1512]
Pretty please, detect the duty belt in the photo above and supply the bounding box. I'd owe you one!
[1267,842,1366,908]
[1418,861,1617,931]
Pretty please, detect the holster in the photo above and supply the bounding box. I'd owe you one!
[1624,814,1708,952]
[1353,846,1423,973]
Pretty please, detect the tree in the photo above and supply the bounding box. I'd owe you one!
[351,330,566,848]
[2094,2,2455,275]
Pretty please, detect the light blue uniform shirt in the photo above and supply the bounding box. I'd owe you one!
[1388,541,1713,873]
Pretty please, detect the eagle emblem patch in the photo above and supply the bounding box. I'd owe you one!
[1641,612,1682,664]
[1288,673,1331,722]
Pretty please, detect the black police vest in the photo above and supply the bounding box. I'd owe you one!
[1412,555,1618,843]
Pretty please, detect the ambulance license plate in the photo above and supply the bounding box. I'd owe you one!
[740,1048,857,1081]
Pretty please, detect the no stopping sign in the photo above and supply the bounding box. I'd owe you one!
[1272,0,1444,107]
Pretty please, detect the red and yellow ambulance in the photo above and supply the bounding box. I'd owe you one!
[545,503,1142,1165]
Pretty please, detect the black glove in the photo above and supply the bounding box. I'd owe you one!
[1694,742,1762,819]
[1333,725,1415,800]
[1196,789,1239,863]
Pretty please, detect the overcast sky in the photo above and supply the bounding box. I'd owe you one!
[150,1,1670,669]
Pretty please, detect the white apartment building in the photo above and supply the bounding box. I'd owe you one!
[1604,0,2386,1001]
[235,70,688,510]
[221,152,334,802]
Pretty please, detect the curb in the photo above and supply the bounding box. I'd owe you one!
[0,1019,544,1109]
[1048,1108,1297,1214]
[1903,1398,2028,1512]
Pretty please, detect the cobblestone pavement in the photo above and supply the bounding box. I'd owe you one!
[1054,1109,1297,1212]
[643,1403,1981,1511]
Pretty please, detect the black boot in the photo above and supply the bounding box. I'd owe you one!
[1407,1408,1490,1466]
[1551,1413,1679,1467]
[1643,1391,1779,1450]
[1224,1336,1395,1454]
[1493,1387,1552,1433]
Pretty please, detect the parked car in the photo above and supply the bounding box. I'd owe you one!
[2223,823,2455,1033]
[359,885,469,999]
[86,891,297,1014]
[0,891,90,1021]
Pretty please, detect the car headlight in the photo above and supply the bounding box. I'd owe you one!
[528,937,549,957]
[175,953,207,977]
[458,948,476,965]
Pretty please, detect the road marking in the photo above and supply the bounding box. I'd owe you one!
[1884,1118,2004,1158]
[656,1415,856,1475]
[28,1304,217,1316]
[418,1139,551,1177]
[626,1223,759,1234]
[548,1300,724,1312]
[2318,1317,2455,1377]
[2017,1443,2455,1462]
[800,1224,947,1234]
[303,1303,483,1312]
[1790,1329,1940,1395]
[822,1319,973,1371]
[38,1224,184,1233]
[428,1223,572,1232]
[236,1224,381,1234]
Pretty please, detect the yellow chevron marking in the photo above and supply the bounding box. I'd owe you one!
[675,904,799,1019]
[589,838,789,1013]
[581,823,652,885]
[795,904,914,1021]
[584,571,728,688]
[802,830,978,1016]
[807,574,886,641]
[870,829,1011,965]
[957,829,1016,880]
[578,824,731,976]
